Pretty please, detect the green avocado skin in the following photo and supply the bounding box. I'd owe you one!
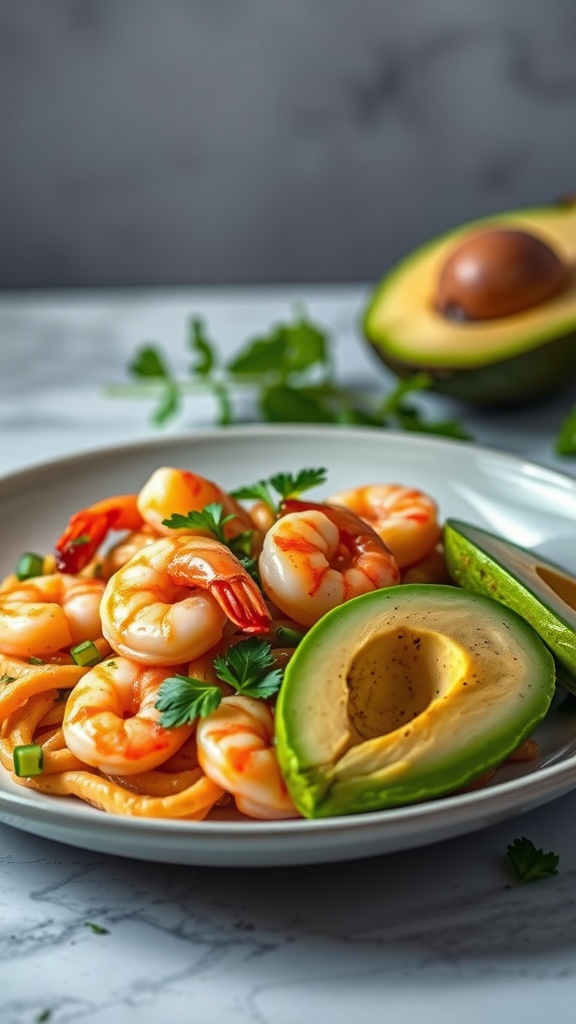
[368,329,576,406]
[443,520,576,691]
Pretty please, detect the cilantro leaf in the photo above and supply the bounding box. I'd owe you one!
[260,382,336,423]
[227,331,289,376]
[129,345,171,380]
[162,502,238,545]
[127,344,181,425]
[213,637,284,699]
[506,836,560,882]
[84,921,110,935]
[111,309,473,442]
[230,467,326,513]
[155,674,222,727]
[188,317,216,377]
[227,315,329,380]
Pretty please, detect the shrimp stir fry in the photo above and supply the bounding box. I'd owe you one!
[0,463,448,822]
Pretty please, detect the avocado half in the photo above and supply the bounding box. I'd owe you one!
[444,519,576,692]
[275,584,555,818]
[363,199,576,404]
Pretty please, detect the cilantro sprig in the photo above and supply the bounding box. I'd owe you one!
[506,836,560,883]
[162,502,239,544]
[155,637,284,728]
[108,311,471,439]
[231,468,327,514]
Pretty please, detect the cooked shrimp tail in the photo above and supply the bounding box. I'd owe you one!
[101,535,270,665]
[55,495,142,573]
[167,541,270,634]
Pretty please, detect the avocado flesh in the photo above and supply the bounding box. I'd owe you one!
[275,584,555,818]
[364,202,576,404]
[444,519,576,692]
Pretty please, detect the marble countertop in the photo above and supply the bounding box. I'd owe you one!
[2,284,576,1024]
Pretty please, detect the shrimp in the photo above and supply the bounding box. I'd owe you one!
[63,657,194,774]
[326,483,442,568]
[196,694,297,819]
[55,466,255,574]
[258,499,400,627]
[0,573,105,660]
[100,535,270,665]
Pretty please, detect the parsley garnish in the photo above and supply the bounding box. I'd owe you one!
[231,468,327,515]
[155,674,223,726]
[107,311,471,439]
[212,637,283,699]
[155,638,284,727]
[506,836,560,882]
[162,502,239,544]
[84,921,110,934]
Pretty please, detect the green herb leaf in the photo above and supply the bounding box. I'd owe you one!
[260,382,336,423]
[227,331,288,376]
[129,345,171,380]
[268,468,327,500]
[555,404,576,455]
[128,345,181,424]
[188,317,216,377]
[213,637,284,699]
[155,674,222,727]
[506,836,560,882]
[162,502,238,545]
[36,1010,52,1023]
[84,921,110,935]
[112,310,472,442]
[230,467,326,513]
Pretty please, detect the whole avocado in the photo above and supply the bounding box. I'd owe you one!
[363,198,576,405]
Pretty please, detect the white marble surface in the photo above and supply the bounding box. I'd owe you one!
[2,284,576,1024]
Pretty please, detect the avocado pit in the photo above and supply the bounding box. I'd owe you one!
[436,227,571,321]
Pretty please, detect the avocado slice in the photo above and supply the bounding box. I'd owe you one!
[363,199,576,404]
[275,584,555,817]
[444,519,576,691]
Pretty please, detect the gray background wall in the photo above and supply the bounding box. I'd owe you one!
[1,0,575,289]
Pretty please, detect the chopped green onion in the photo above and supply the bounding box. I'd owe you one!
[13,743,43,777]
[15,552,45,580]
[70,640,101,667]
[274,624,306,647]
[29,656,44,666]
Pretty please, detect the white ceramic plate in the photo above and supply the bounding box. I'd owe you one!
[2,424,576,868]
